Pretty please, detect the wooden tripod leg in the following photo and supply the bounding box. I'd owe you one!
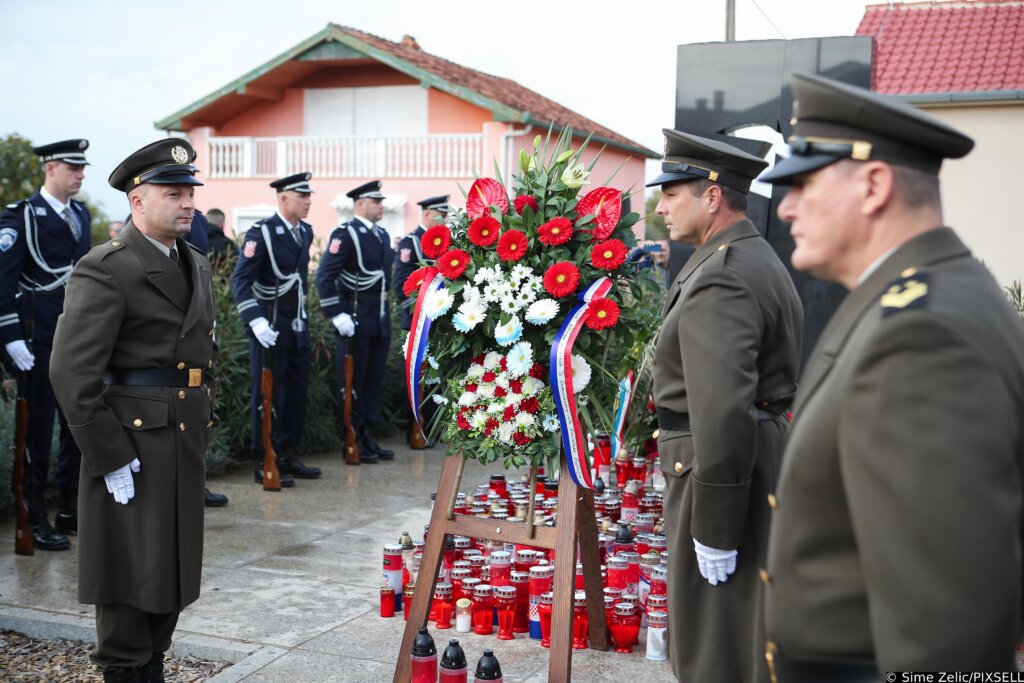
[577,489,607,651]
[392,453,465,683]
[548,452,581,683]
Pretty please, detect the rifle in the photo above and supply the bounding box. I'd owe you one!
[342,351,360,465]
[13,292,34,555]
[260,281,282,492]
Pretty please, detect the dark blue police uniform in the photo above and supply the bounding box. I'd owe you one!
[316,180,394,459]
[0,139,92,549]
[393,225,426,331]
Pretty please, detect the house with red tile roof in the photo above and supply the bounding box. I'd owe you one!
[157,24,657,244]
[856,0,1024,286]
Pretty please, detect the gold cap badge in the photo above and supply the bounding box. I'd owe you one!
[171,146,189,164]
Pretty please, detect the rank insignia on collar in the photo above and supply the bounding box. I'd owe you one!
[34,206,47,216]
[881,272,929,317]
[359,226,367,234]
[275,226,285,235]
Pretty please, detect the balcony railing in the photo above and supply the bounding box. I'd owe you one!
[207,135,485,180]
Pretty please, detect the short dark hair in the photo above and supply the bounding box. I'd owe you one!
[206,208,225,226]
[891,165,940,210]
[687,179,747,212]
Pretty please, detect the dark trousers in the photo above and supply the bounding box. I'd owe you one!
[91,604,178,671]
[248,312,310,454]
[334,333,388,427]
[17,343,81,517]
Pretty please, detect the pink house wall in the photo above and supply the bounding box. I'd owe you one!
[427,90,491,134]
[216,88,304,137]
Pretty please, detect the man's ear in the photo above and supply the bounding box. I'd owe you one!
[859,162,895,218]
[704,182,723,214]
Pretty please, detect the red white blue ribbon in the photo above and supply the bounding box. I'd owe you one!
[405,274,446,424]
[549,276,613,489]
[610,371,634,462]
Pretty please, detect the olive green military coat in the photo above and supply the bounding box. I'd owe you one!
[764,227,1024,670]
[50,223,215,614]
[654,220,803,682]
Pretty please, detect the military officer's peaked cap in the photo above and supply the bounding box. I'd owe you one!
[347,180,385,200]
[270,172,313,194]
[33,139,90,166]
[646,129,768,194]
[108,139,203,193]
[762,73,975,184]
[417,195,449,212]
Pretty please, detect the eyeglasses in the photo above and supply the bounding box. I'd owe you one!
[787,136,873,161]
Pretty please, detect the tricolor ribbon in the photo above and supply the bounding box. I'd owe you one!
[610,371,634,462]
[405,274,446,424]
[549,276,613,489]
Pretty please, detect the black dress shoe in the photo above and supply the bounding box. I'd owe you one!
[277,454,322,479]
[204,488,228,507]
[254,467,295,487]
[32,523,70,551]
[136,653,164,682]
[54,509,77,534]
[102,667,135,683]
[359,451,380,464]
[363,434,394,460]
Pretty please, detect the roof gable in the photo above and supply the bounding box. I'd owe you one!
[856,0,1024,96]
[157,24,657,158]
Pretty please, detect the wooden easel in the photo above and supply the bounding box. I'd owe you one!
[392,450,608,683]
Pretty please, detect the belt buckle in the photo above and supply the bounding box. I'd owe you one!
[188,368,202,388]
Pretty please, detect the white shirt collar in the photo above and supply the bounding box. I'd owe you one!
[856,247,899,287]
[39,186,72,215]
[140,231,174,258]
[353,214,374,230]
[275,211,296,232]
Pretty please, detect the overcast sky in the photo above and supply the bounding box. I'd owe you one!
[2,0,870,214]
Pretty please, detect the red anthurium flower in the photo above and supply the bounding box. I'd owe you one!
[520,397,540,414]
[585,298,620,330]
[576,187,622,240]
[496,229,529,262]
[513,195,539,214]
[468,216,500,247]
[513,431,532,446]
[590,239,627,270]
[466,178,509,218]
[482,371,497,383]
[402,265,439,297]
[537,217,574,246]
[543,262,580,298]
[422,225,452,258]
[465,382,479,393]
[437,249,470,279]
[529,364,545,379]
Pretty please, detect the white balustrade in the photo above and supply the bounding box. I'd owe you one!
[207,135,484,179]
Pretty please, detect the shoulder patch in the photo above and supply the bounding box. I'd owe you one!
[881,271,929,317]
[0,227,17,252]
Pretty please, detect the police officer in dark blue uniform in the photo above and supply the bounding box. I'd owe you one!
[316,180,394,462]
[0,139,92,551]
[231,172,321,485]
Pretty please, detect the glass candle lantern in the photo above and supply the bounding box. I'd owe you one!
[610,602,641,654]
[538,592,554,648]
[571,591,588,650]
[493,585,517,640]
[510,571,530,633]
[434,582,454,630]
[472,584,494,635]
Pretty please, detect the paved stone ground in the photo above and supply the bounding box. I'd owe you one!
[0,439,675,682]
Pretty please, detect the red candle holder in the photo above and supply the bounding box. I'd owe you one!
[571,591,588,650]
[609,602,641,653]
[494,585,517,640]
[538,592,554,648]
[472,584,494,635]
[434,582,454,629]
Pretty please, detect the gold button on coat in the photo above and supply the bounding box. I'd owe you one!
[767,493,778,510]
[179,423,185,431]
[178,391,186,399]
[133,419,142,427]
[177,362,185,370]
[674,462,683,473]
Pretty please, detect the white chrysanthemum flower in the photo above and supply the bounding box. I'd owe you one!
[510,264,532,283]
[425,288,454,319]
[497,422,514,444]
[494,317,523,347]
[483,351,502,370]
[474,268,493,286]
[463,285,483,304]
[516,286,538,308]
[401,332,411,359]
[570,354,591,393]
[425,376,441,385]
[452,312,474,333]
[542,414,561,433]
[487,402,504,414]
[526,299,559,325]
[483,282,503,302]
[458,391,477,406]
[523,376,544,396]
[454,297,487,332]
[467,364,485,380]
[506,341,533,378]
[503,395,518,408]
[499,296,521,315]
[432,394,449,405]
[471,411,488,430]
[476,383,495,399]
[515,412,536,428]
[495,374,510,389]
[427,355,439,370]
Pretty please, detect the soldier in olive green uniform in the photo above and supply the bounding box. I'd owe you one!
[650,130,803,682]
[50,139,214,683]
[761,74,1024,678]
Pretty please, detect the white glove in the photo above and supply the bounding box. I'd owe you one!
[104,458,141,505]
[249,317,278,348]
[5,340,34,372]
[332,313,355,337]
[693,538,738,586]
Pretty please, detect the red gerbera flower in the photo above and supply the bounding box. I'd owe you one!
[468,216,500,247]
[529,364,545,379]
[537,217,573,246]
[485,418,499,436]
[496,229,529,262]
[437,249,470,279]
[465,382,479,393]
[482,371,497,383]
[520,397,540,414]
[543,262,580,298]
[513,431,532,446]
[509,378,523,394]
[585,298,620,330]
[421,225,451,258]
[494,386,508,398]
[590,239,628,270]
[513,195,539,214]
[402,265,439,297]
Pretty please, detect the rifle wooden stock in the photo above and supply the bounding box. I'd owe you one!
[409,414,427,450]
[342,354,360,465]
[260,367,281,491]
[13,396,32,555]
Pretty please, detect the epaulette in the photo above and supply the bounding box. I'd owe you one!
[98,238,128,259]
[881,268,929,317]
[5,199,27,211]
